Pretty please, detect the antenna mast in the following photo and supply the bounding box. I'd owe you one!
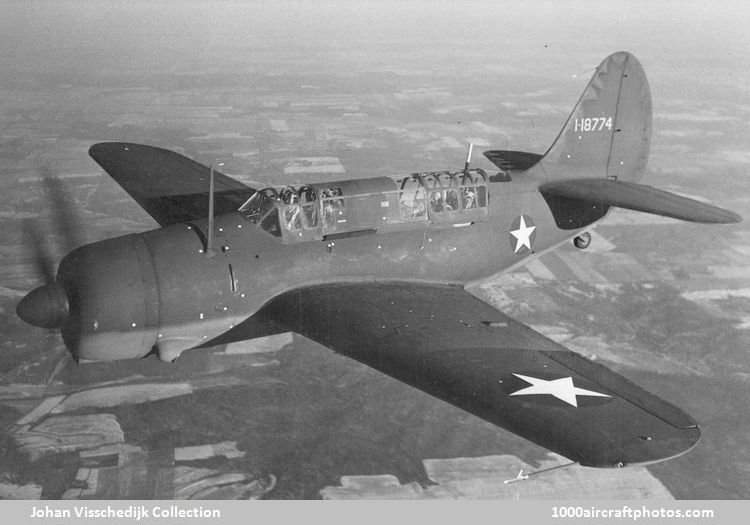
[464,142,474,171]
[206,164,216,258]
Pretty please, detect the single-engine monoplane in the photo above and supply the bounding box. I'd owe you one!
[16,52,741,468]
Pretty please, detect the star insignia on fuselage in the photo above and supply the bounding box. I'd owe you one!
[509,214,536,254]
[508,373,610,407]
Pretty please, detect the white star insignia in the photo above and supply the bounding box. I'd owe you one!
[510,215,536,254]
[509,373,610,407]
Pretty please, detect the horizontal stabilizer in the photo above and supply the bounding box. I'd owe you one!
[483,150,542,171]
[540,179,741,224]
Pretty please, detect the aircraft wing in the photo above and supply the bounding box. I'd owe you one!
[252,282,700,467]
[89,142,253,227]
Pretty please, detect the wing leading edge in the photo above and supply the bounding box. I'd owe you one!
[89,142,254,227]
[252,282,700,468]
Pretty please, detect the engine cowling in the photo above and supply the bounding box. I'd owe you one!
[19,216,246,362]
[56,234,159,361]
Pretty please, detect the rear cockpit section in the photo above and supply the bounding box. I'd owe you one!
[238,169,489,244]
[422,171,488,223]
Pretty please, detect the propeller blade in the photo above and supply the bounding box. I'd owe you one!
[22,217,56,284]
[17,170,82,346]
[39,169,84,256]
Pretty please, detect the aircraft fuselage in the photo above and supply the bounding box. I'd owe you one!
[58,170,595,362]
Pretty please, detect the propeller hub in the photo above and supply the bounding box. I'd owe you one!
[17,282,69,329]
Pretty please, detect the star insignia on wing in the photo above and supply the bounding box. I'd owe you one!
[509,373,610,407]
[509,215,536,254]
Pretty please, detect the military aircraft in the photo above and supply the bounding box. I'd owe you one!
[16,52,740,469]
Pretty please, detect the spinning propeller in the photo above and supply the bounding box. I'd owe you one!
[16,173,83,331]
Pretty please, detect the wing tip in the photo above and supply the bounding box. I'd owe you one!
[625,424,702,468]
[88,141,109,160]
[580,425,702,468]
[89,142,148,160]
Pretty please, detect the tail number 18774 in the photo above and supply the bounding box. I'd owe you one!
[574,117,612,132]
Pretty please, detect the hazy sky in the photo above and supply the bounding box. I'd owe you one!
[2,1,749,72]
[1,0,747,171]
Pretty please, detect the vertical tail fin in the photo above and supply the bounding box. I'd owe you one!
[539,52,652,183]
[538,52,740,227]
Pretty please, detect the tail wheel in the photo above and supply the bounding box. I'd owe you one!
[574,232,591,249]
